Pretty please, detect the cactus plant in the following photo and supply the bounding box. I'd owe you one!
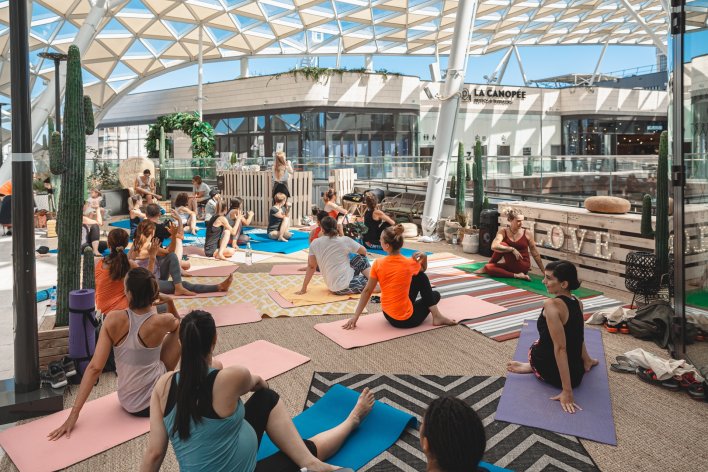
[49,45,94,327]
[450,175,457,198]
[455,142,467,226]
[655,131,669,277]
[640,194,655,238]
[82,247,95,290]
[472,139,484,227]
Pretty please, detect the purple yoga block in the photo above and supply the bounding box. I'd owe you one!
[68,289,97,361]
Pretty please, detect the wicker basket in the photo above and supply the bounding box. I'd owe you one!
[118,157,155,189]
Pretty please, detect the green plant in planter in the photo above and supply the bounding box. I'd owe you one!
[640,194,655,238]
[87,161,120,190]
[145,112,215,170]
[472,139,484,227]
[49,45,94,327]
[455,142,467,227]
[82,247,95,290]
[655,130,669,277]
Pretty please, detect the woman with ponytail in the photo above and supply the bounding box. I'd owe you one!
[95,228,136,314]
[141,310,375,472]
[49,268,184,440]
[343,224,456,330]
[361,192,395,250]
[129,194,146,240]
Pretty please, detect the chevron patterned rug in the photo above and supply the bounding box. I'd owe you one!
[307,373,600,472]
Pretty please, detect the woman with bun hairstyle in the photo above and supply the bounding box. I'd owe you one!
[507,261,599,414]
[343,224,456,330]
[478,207,544,280]
[95,228,136,314]
[322,188,348,237]
[361,192,395,250]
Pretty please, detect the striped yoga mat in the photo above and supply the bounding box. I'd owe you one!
[461,286,624,342]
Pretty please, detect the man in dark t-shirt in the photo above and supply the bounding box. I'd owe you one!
[268,193,292,241]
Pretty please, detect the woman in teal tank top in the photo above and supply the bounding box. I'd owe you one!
[140,310,375,472]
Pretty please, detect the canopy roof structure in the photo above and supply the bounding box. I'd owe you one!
[0,0,669,116]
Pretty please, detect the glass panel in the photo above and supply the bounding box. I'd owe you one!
[230,117,248,134]
[271,113,301,132]
[326,112,356,130]
[301,112,324,131]
[250,116,265,133]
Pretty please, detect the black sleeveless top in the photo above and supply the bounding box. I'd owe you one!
[363,209,390,245]
[204,215,223,257]
[164,370,220,419]
[530,295,585,388]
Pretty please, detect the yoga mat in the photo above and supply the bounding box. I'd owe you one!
[314,313,449,349]
[367,246,425,257]
[170,291,228,299]
[184,265,239,277]
[0,341,309,472]
[275,285,360,307]
[496,322,616,445]
[188,252,273,264]
[686,288,708,310]
[179,302,262,327]
[257,384,417,469]
[269,264,316,276]
[239,230,311,254]
[455,262,603,299]
[436,294,507,322]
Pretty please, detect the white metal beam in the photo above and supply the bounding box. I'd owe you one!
[589,40,610,86]
[618,0,668,55]
[513,46,527,86]
[492,48,513,84]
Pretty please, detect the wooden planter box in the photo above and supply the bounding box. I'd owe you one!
[38,316,69,370]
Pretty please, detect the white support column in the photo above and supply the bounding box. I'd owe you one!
[335,37,342,68]
[618,0,668,55]
[29,0,117,143]
[492,48,513,84]
[240,57,249,78]
[197,24,204,120]
[589,40,609,86]
[421,0,478,236]
[364,54,374,72]
[513,46,528,86]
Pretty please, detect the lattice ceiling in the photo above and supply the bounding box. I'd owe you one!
[0,0,668,113]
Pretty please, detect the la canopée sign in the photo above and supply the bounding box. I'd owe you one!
[461,87,527,105]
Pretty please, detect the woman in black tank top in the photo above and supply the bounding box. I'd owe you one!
[362,193,395,249]
[506,261,599,414]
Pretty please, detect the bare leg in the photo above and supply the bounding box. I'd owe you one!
[428,305,457,326]
[160,331,181,371]
[214,231,231,260]
[189,214,197,235]
[309,388,374,460]
[507,361,534,374]
[146,194,153,205]
[278,217,291,242]
[264,400,339,472]
[581,342,599,372]
[91,240,101,256]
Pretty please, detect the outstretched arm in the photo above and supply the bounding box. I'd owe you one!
[546,301,581,413]
[296,255,318,294]
[342,276,378,329]
[527,232,544,272]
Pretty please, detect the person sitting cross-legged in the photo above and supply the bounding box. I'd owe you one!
[174,192,198,236]
[506,261,599,414]
[296,216,373,296]
[140,310,376,472]
[343,225,456,330]
[268,192,292,241]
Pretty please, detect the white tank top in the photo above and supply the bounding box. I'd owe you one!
[114,308,167,413]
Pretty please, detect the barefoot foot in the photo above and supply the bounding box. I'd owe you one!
[217,274,233,292]
[432,314,457,326]
[347,387,375,428]
[174,286,197,297]
[507,361,534,374]
[514,272,531,281]
[584,358,599,372]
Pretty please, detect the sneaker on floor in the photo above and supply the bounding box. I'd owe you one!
[40,364,68,389]
[58,356,77,378]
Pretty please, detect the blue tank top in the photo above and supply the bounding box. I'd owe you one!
[163,370,258,471]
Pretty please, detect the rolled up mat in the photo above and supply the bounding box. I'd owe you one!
[69,289,98,378]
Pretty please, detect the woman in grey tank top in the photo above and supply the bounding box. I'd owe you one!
[48,267,183,440]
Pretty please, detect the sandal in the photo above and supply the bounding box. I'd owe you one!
[605,322,619,333]
[610,355,638,374]
[637,367,681,391]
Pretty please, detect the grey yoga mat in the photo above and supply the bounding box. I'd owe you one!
[496,321,617,445]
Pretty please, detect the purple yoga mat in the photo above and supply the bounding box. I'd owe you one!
[68,289,97,374]
[495,321,617,445]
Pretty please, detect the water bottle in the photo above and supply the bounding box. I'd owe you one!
[50,286,57,311]
[245,242,253,266]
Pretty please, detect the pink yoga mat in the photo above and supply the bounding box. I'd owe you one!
[184,265,239,277]
[314,314,444,349]
[183,246,206,256]
[268,290,296,308]
[170,291,228,299]
[436,294,507,321]
[0,341,309,472]
[269,264,318,276]
[179,303,262,327]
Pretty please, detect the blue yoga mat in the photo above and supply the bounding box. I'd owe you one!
[239,229,310,254]
[366,246,431,257]
[257,384,416,468]
[496,321,616,445]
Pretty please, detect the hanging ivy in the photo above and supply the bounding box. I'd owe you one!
[269,67,402,85]
[145,111,215,169]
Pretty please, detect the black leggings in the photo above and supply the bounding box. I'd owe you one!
[248,389,318,472]
[81,224,108,253]
[156,253,219,294]
[383,272,441,329]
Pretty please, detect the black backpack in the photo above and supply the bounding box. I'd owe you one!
[628,300,673,348]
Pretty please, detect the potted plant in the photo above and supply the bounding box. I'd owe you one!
[86,154,129,215]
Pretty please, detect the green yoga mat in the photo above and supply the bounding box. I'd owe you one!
[687,289,708,310]
[454,262,603,299]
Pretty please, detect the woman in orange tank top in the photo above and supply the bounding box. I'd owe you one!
[95,229,135,314]
[479,208,544,280]
[342,225,457,330]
